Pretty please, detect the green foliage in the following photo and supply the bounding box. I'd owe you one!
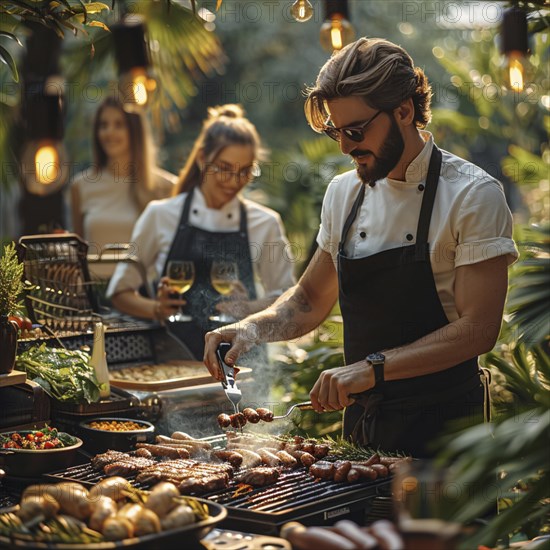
[0,242,24,316]
[506,225,550,347]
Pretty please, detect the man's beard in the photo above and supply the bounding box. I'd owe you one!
[352,115,405,186]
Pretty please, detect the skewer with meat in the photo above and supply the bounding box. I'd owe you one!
[255,408,274,422]
[242,408,260,424]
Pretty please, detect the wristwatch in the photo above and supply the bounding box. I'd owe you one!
[366,352,385,386]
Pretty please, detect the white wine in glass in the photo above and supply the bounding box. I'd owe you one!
[166,260,195,322]
[210,261,239,322]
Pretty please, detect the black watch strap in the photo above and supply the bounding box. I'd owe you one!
[367,352,385,386]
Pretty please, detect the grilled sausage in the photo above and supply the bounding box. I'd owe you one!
[217,413,232,429]
[301,442,315,454]
[213,450,243,468]
[333,461,352,483]
[243,407,261,423]
[309,461,335,480]
[156,435,212,450]
[370,520,404,550]
[227,448,263,468]
[313,444,330,459]
[379,456,411,466]
[258,449,282,467]
[135,448,153,459]
[256,408,274,422]
[281,522,357,550]
[370,464,389,478]
[360,453,381,467]
[351,465,378,480]
[276,450,298,468]
[230,413,247,429]
[170,431,195,440]
[333,520,378,549]
[347,468,360,483]
[135,443,190,459]
[288,449,316,467]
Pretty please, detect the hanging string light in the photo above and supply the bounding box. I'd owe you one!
[320,0,355,52]
[20,84,69,195]
[291,0,314,23]
[113,15,157,111]
[500,6,532,93]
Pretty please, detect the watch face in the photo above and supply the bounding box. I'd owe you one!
[368,352,385,363]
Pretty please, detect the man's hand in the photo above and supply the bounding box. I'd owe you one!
[310,360,374,412]
[203,323,258,381]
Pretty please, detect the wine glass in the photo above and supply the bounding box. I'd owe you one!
[166,260,195,322]
[210,260,239,323]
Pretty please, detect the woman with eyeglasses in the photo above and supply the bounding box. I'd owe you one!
[107,104,295,359]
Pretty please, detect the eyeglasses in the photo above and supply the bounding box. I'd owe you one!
[322,110,384,143]
[205,162,260,183]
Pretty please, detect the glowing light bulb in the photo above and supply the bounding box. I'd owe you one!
[119,68,157,112]
[320,16,355,52]
[21,140,68,195]
[502,51,532,93]
[291,0,313,22]
[35,145,59,185]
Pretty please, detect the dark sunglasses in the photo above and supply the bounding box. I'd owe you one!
[323,110,384,143]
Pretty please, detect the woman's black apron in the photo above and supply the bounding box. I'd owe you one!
[161,187,257,359]
[338,146,488,458]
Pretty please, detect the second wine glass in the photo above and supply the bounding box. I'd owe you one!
[166,260,195,322]
[210,260,239,323]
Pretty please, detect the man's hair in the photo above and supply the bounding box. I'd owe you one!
[305,38,432,132]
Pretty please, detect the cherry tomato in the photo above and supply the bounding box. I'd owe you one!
[26,434,34,441]
[8,316,23,330]
[35,431,44,438]
[43,441,55,449]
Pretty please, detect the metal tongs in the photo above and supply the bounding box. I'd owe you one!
[272,402,314,420]
[216,343,242,415]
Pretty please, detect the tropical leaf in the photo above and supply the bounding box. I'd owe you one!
[0,44,19,82]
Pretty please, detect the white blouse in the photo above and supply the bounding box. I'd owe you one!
[107,187,296,299]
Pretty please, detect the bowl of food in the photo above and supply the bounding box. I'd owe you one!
[78,417,155,455]
[0,426,83,477]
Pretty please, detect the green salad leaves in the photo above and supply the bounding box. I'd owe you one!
[16,344,103,404]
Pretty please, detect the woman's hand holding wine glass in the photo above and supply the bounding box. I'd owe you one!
[166,260,195,322]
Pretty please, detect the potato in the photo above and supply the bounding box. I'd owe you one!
[144,482,179,518]
[103,517,134,540]
[89,477,130,502]
[160,504,195,531]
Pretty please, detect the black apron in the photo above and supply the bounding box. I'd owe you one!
[338,146,487,458]
[161,187,257,359]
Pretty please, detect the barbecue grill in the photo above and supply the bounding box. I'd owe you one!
[44,434,393,535]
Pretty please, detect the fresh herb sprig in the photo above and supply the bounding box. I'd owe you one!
[0,242,24,317]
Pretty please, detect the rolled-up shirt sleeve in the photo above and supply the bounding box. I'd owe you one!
[316,177,338,260]
[454,179,519,267]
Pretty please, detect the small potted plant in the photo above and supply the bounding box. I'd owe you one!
[0,242,24,374]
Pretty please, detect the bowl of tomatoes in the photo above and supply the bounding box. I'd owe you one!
[0,426,82,477]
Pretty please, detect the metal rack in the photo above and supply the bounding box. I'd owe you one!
[18,233,101,333]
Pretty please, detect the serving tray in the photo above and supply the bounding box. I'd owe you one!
[109,361,252,391]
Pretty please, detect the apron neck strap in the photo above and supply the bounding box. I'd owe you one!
[339,184,366,255]
[179,186,195,227]
[415,145,442,245]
